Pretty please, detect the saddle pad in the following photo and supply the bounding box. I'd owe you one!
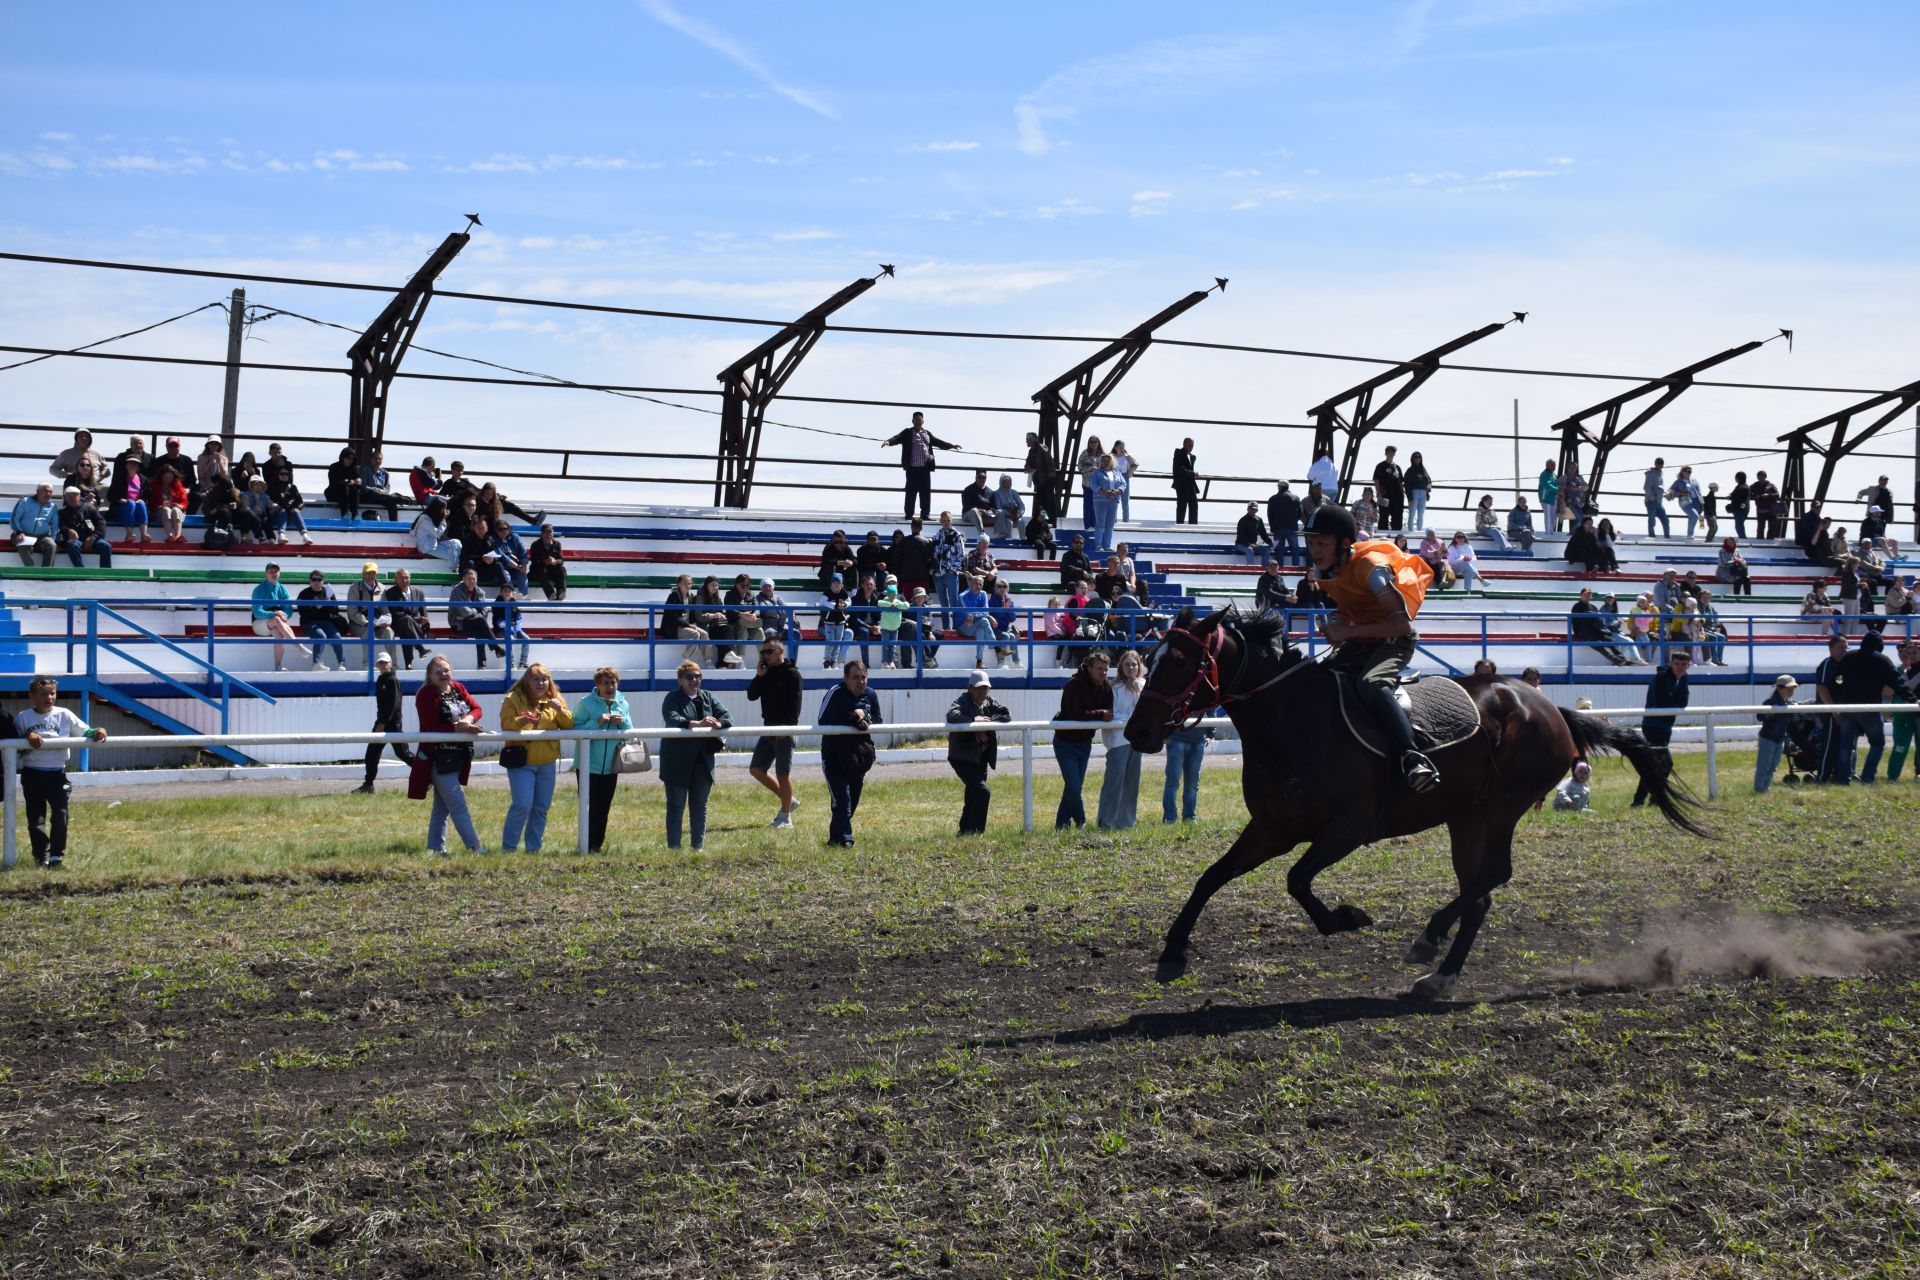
[1335,673,1482,758]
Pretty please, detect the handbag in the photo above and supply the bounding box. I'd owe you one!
[433,745,470,775]
[498,744,528,770]
[616,740,652,774]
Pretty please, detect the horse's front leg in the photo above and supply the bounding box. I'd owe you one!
[1157,821,1295,982]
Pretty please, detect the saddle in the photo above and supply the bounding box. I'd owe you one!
[1331,671,1482,758]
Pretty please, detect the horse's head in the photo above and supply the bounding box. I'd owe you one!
[1126,606,1233,753]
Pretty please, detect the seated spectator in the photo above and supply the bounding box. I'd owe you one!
[250,562,305,670]
[1552,761,1594,812]
[11,483,57,567]
[1697,588,1728,665]
[1094,555,1128,603]
[193,438,230,514]
[1886,576,1915,617]
[262,445,306,533]
[346,561,398,665]
[147,435,192,490]
[1234,502,1272,565]
[56,487,112,568]
[116,469,151,545]
[1044,595,1075,666]
[819,529,858,592]
[65,455,105,507]
[1626,593,1659,661]
[1716,538,1752,595]
[959,469,995,532]
[1417,529,1448,576]
[438,459,480,506]
[477,480,543,527]
[1802,580,1842,623]
[412,497,460,566]
[488,516,530,594]
[754,578,794,650]
[964,535,997,582]
[449,567,505,668]
[409,456,442,503]
[199,471,241,547]
[1474,495,1510,550]
[987,577,1020,667]
[459,515,503,586]
[296,569,348,670]
[148,464,188,543]
[384,567,431,668]
[1447,531,1482,593]
[108,434,150,519]
[854,530,889,584]
[723,571,763,655]
[1254,559,1291,610]
[693,575,736,667]
[847,572,885,668]
[357,448,403,520]
[904,584,935,669]
[1350,487,1379,538]
[327,447,367,519]
[1472,658,1498,676]
[237,476,275,544]
[876,579,908,669]
[1026,508,1057,560]
[50,428,106,490]
[1059,533,1091,588]
[1564,516,1604,574]
[528,524,567,600]
[663,572,711,665]
[1506,497,1537,552]
[990,474,1026,541]
[1598,592,1645,664]
[1570,587,1630,666]
[492,584,532,667]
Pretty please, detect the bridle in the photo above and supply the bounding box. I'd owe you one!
[1135,617,1309,733]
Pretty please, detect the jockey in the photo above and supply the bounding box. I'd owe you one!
[1302,502,1440,792]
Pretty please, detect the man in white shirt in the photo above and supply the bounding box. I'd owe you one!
[12,675,107,867]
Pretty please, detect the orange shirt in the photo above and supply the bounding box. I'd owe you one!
[1319,540,1432,625]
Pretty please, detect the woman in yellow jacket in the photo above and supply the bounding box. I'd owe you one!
[499,661,574,852]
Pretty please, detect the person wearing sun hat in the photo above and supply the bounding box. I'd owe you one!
[354,651,416,794]
[945,668,1012,835]
[1754,674,1800,793]
[346,560,398,666]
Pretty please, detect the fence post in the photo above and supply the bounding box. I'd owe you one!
[1704,711,1719,800]
[2,746,16,870]
[1021,727,1034,833]
[577,746,592,854]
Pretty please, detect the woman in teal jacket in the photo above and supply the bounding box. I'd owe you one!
[572,666,632,853]
[660,660,732,851]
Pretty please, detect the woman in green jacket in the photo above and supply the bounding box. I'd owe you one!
[660,660,732,851]
[572,666,632,853]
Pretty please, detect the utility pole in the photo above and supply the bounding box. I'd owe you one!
[219,287,245,455]
[1512,398,1521,500]
[1912,405,1919,542]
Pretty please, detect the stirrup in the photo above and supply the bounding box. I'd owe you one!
[1401,751,1441,793]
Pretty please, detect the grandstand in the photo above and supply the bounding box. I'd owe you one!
[2,488,1911,766]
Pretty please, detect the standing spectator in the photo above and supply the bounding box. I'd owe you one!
[1404,451,1433,532]
[1162,722,1208,824]
[1267,480,1302,567]
[11,483,57,566]
[889,518,934,602]
[12,675,107,868]
[346,561,397,667]
[1111,440,1137,522]
[1521,667,1543,689]
[1833,632,1909,783]
[1813,634,1850,783]
[818,573,852,669]
[878,580,908,669]
[930,511,967,650]
[1857,475,1896,528]
[1559,466,1589,527]
[662,572,710,665]
[572,668,631,853]
[408,456,442,503]
[1373,446,1405,531]
[747,637,803,828]
[1644,457,1672,536]
[660,660,731,851]
[1571,587,1631,666]
[1887,640,1920,781]
[1301,480,1328,523]
[385,567,430,668]
[358,448,403,519]
[1076,435,1105,532]
[498,662,573,853]
[250,563,305,670]
[1668,465,1704,539]
[1053,650,1113,829]
[1701,482,1721,542]
[1474,495,1510,550]
[56,487,112,568]
[1025,507,1057,559]
[1024,431,1061,522]
[1716,538,1752,596]
[409,654,485,856]
[1506,496,1537,552]
[449,567,504,668]
[1097,649,1146,829]
[527,524,567,601]
[1171,437,1199,525]
[355,652,417,793]
[1307,446,1339,501]
[1350,487,1380,539]
[1754,674,1799,793]
[946,669,1012,835]
[297,569,348,670]
[50,429,107,488]
[881,411,955,521]
[1447,531,1483,593]
[989,474,1026,541]
[1088,453,1123,552]
[959,469,995,532]
[1634,651,1691,807]
[1234,502,1272,565]
[1728,471,1752,540]
[818,658,881,848]
[1537,459,1560,531]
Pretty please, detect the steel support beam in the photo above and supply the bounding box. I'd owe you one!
[1774,378,1920,521]
[1031,279,1225,515]
[1551,331,1788,516]
[713,266,891,508]
[1308,313,1525,502]
[346,223,474,455]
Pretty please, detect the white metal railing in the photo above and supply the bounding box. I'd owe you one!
[4,702,1910,868]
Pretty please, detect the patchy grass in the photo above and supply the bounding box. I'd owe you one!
[0,754,1915,1276]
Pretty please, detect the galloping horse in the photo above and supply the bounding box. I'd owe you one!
[1125,606,1705,999]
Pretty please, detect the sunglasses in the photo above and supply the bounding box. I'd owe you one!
[681,673,702,681]
[759,649,778,657]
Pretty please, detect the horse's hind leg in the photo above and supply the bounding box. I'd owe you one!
[1284,830,1371,937]
[1410,820,1516,1001]
[1158,821,1294,983]
[1406,816,1486,965]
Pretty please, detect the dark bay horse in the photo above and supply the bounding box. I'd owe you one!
[1125,607,1705,999]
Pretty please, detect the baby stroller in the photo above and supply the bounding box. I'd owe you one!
[1780,715,1825,785]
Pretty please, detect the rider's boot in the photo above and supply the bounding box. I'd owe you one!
[1358,679,1441,793]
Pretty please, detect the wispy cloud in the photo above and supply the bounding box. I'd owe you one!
[637,0,837,119]
[772,229,837,241]
[905,140,981,153]
[1031,198,1103,219]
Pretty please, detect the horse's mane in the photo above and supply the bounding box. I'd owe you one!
[1235,606,1295,653]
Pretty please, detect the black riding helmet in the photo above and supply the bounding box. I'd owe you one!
[1302,503,1358,542]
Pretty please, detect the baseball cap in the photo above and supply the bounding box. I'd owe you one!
[361,561,378,574]
[374,653,393,667]
[910,587,928,599]
[165,437,181,446]
[1773,674,1798,689]
[968,669,992,688]
[62,486,80,496]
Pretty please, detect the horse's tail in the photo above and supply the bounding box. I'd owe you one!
[1558,707,1710,836]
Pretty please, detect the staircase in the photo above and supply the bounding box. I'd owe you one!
[0,596,33,674]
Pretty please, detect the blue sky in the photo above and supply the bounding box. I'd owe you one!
[5,1,1919,515]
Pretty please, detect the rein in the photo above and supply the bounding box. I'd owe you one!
[1139,618,1307,731]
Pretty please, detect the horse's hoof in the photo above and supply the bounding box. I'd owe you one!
[1404,937,1439,965]
[1318,903,1374,936]
[1409,971,1457,1002]
[1155,950,1190,984]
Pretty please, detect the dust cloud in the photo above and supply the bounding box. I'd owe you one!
[1566,914,1920,990]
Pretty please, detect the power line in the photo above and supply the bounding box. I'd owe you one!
[0,249,1905,397]
[0,300,226,374]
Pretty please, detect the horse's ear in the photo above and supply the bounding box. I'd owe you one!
[1172,605,1197,631]
[1199,605,1234,633]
